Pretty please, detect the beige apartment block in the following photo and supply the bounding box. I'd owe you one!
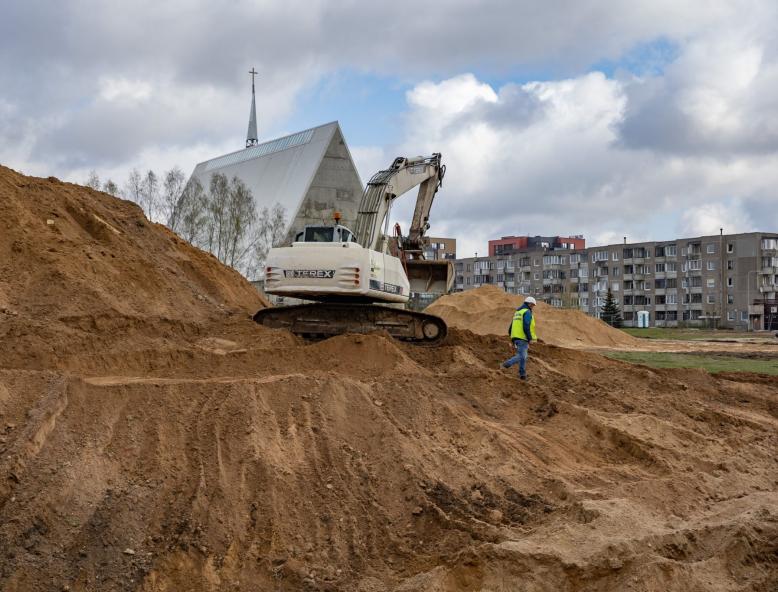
[423,237,457,261]
[454,232,778,330]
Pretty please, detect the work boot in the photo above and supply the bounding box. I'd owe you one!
[519,374,527,380]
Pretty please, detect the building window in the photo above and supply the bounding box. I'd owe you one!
[727,277,734,287]
[727,260,734,270]
[707,278,715,288]
[612,252,619,261]
[707,294,716,304]
[727,243,734,253]
[666,245,677,257]
[688,259,702,271]
[667,294,678,304]
[707,261,716,271]
[613,267,621,277]
[612,282,620,292]
[655,263,665,273]
[706,244,716,254]
[728,311,735,321]
[727,294,734,304]
[666,262,677,272]
[741,311,748,321]
[534,272,540,280]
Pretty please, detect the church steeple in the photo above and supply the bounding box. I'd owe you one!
[246,68,259,148]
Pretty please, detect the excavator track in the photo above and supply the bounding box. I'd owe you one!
[253,303,447,345]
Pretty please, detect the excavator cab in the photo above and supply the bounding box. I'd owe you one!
[295,225,358,244]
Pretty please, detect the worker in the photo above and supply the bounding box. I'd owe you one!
[501,296,538,380]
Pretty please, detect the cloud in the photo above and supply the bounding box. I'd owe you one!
[678,200,753,237]
[618,5,778,155]
[384,67,778,258]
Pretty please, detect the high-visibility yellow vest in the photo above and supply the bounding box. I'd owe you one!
[510,307,537,341]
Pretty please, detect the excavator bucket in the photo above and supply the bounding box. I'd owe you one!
[405,259,454,295]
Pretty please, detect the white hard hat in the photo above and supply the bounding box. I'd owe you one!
[524,296,537,305]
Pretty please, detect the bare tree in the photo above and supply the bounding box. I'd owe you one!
[141,170,160,221]
[102,179,119,196]
[124,169,143,209]
[161,167,187,230]
[205,173,231,260]
[177,177,208,244]
[225,176,257,269]
[85,170,101,190]
[246,202,287,278]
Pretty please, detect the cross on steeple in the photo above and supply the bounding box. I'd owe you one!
[246,67,259,148]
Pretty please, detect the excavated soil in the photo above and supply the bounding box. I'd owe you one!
[427,286,639,348]
[1,168,777,591]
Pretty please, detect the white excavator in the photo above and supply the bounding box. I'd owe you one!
[253,153,453,344]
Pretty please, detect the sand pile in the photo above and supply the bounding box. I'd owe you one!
[0,165,266,369]
[1,169,776,591]
[427,285,639,348]
[0,165,265,322]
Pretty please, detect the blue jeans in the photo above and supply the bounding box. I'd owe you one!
[503,339,529,377]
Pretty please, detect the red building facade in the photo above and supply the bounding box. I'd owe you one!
[488,235,585,256]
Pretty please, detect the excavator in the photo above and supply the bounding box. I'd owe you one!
[253,153,453,344]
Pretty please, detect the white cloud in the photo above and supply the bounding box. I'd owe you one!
[385,66,778,255]
[678,200,753,237]
[98,77,153,103]
[349,145,386,185]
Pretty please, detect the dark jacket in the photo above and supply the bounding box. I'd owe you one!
[507,303,533,341]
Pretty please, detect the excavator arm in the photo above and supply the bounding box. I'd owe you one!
[352,153,452,302]
[353,154,445,253]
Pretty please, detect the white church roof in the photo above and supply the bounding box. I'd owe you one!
[187,121,364,245]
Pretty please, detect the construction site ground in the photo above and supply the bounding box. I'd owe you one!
[1,167,777,591]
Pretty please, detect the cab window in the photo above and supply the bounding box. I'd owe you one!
[304,227,334,242]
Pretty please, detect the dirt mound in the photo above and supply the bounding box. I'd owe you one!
[0,168,776,591]
[0,165,266,326]
[427,285,639,348]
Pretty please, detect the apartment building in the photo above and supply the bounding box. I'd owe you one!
[454,232,778,330]
[424,237,457,260]
[489,235,585,256]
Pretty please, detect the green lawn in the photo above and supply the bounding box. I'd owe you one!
[620,327,758,341]
[604,351,778,376]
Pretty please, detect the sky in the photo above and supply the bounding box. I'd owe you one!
[2,0,778,259]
